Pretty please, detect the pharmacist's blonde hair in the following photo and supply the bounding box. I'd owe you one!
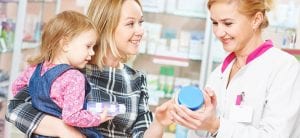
[207,0,273,30]
[27,10,97,65]
[87,0,142,69]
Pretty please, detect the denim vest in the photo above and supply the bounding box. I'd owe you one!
[29,63,102,138]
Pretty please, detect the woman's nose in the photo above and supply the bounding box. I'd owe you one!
[214,26,226,38]
[135,24,144,36]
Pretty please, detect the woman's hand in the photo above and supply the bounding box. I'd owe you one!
[35,115,86,138]
[170,87,219,133]
[58,123,86,138]
[144,100,175,138]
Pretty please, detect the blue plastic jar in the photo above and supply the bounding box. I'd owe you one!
[177,86,204,111]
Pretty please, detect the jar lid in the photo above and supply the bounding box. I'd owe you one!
[178,86,204,111]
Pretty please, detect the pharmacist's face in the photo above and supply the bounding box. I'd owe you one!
[209,2,254,53]
[114,0,144,56]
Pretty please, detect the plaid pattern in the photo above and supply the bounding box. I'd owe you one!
[6,64,153,138]
[5,87,46,138]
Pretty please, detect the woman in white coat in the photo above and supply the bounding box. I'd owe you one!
[168,0,300,137]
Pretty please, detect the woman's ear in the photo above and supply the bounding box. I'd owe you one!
[252,12,264,30]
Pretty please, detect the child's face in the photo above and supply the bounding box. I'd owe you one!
[64,29,97,68]
[114,0,144,57]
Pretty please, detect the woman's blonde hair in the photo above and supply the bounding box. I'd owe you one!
[87,0,142,69]
[27,10,97,65]
[207,0,273,30]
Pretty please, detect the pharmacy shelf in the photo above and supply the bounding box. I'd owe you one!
[152,55,190,67]
[282,48,300,61]
[0,81,9,88]
[1,1,61,138]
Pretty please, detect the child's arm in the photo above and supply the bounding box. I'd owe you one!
[11,66,36,96]
[53,70,104,127]
[6,87,84,138]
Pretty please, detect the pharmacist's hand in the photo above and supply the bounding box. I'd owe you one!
[99,108,114,123]
[155,100,174,127]
[170,87,219,132]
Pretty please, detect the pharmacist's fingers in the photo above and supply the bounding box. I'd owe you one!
[177,104,204,120]
[205,87,217,106]
[203,89,212,106]
[203,87,217,109]
[177,104,205,125]
[172,104,188,118]
[171,104,203,128]
[202,89,216,113]
[170,110,198,130]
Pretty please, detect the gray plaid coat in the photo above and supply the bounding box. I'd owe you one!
[6,64,153,138]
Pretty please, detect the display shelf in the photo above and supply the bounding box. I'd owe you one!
[133,1,211,112]
[0,0,18,3]
[0,81,8,88]
[0,0,57,3]
[142,0,207,18]
[143,12,206,30]
[22,41,40,49]
[1,1,26,138]
[0,0,60,95]
[152,55,190,67]
[133,54,201,82]
[0,1,61,138]
[263,0,300,49]
[144,11,207,20]
[282,48,300,61]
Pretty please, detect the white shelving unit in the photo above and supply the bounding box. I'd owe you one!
[134,0,214,136]
[0,1,61,137]
[135,0,215,97]
[1,1,27,137]
[0,81,9,88]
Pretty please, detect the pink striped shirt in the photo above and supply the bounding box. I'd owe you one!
[12,63,101,127]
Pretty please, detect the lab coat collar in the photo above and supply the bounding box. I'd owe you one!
[221,40,273,73]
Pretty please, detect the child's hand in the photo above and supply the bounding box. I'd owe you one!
[155,100,174,127]
[99,108,114,123]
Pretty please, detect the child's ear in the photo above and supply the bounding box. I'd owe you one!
[59,37,69,52]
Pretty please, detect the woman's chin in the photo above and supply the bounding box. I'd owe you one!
[222,46,234,53]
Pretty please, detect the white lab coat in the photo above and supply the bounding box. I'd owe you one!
[189,47,300,138]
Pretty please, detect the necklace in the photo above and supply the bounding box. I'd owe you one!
[234,60,242,69]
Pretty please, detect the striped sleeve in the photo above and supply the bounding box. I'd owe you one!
[131,73,153,138]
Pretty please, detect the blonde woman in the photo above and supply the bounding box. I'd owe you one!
[6,0,172,138]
